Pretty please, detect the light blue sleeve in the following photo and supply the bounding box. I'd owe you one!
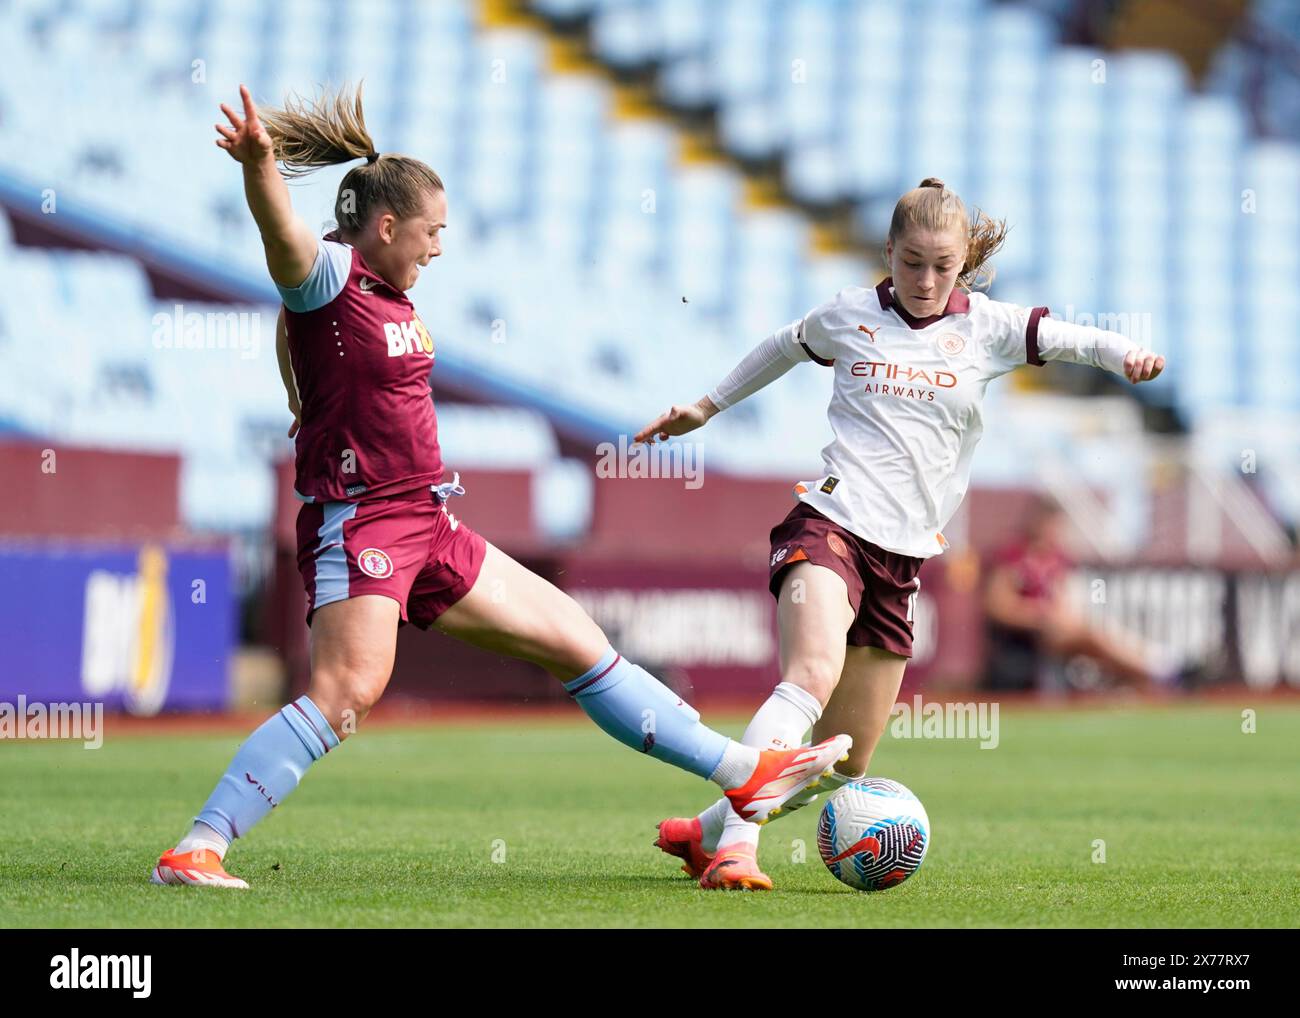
[275,240,352,312]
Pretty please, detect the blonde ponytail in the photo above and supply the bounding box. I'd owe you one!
[259,82,444,234]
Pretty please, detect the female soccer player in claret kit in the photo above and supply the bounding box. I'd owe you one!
[642,178,1166,890]
[149,84,852,888]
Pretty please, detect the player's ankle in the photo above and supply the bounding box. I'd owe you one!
[708,741,760,789]
[176,820,230,860]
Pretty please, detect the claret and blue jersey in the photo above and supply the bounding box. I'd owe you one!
[277,236,444,504]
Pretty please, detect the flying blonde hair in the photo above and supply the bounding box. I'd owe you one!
[258,82,443,234]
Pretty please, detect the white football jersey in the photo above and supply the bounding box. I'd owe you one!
[775,278,1135,559]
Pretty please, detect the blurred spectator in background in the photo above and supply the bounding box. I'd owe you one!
[981,495,1175,694]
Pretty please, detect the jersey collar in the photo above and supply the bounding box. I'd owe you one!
[323,229,404,300]
[875,276,970,330]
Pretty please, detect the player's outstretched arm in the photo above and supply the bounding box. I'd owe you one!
[1033,314,1166,384]
[635,325,810,444]
[214,84,318,288]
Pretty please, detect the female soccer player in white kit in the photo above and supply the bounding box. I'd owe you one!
[149,85,852,888]
[641,178,1166,890]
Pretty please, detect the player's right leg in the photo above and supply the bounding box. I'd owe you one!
[694,644,912,889]
[687,561,855,889]
[152,594,399,887]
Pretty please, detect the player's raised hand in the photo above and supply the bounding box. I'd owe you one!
[1123,348,1165,384]
[634,398,716,444]
[215,84,274,165]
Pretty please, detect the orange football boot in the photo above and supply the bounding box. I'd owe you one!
[699,842,773,891]
[654,817,714,879]
[725,734,852,824]
[150,847,249,889]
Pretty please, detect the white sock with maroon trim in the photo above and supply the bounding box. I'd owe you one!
[699,681,824,853]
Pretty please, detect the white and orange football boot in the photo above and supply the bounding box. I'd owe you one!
[150,847,249,889]
[725,734,852,825]
[654,817,714,879]
[699,842,773,891]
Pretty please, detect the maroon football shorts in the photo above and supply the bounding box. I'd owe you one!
[768,502,924,657]
[296,486,486,629]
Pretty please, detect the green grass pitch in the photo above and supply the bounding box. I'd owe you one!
[2,702,1297,928]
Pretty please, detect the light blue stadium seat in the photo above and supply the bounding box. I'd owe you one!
[986,3,1055,55]
[800,253,871,313]
[848,0,908,52]
[657,54,714,108]
[717,99,782,161]
[773,0,839,141]
[652,0,709,58]
[903,107,972,194]
[1112,50,1189,106]
[844,103,904,196]
[711,0,773,104]
[591,2,658,67]
[1242,142,1300,225]
[985,51,1042,99]
[785,143,846,205]
[973,97,1037,188]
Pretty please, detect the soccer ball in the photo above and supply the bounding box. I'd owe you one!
[817,778,930,891]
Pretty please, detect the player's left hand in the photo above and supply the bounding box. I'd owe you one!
[1123,348,1165,384]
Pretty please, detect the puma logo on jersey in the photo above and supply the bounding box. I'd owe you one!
[858,324,880,341]
[384,316,436,358]
[359,277,380,292]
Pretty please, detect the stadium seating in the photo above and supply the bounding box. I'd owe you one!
[1206,0,1300,146]
[0,0,1296,532]
[542,0,1300,425]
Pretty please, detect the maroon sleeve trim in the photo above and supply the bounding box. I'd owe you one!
[1026,307,1050,367]
[798,320,835,367]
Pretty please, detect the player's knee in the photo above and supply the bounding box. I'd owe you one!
[781,656,841,705]
[542,634,610,680]
[307,668,388,739]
